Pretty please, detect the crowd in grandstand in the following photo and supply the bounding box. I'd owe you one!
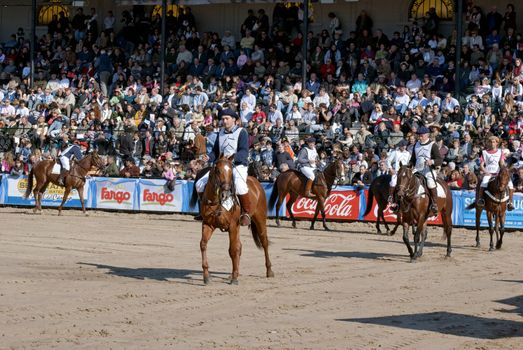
[0,2,522,191]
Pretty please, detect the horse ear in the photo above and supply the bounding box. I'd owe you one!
[399,161,403,168]
[227,154,235,161]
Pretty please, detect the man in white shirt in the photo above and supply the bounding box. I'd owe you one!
[408,90,428,109]
[149,87,163,105]
[312,88,330,108]
[240,88,256,112]
[268,104,283,125]
[406,73,422,93]
[221,30,236,50]
[394,87,410,115]
[441,93,460,113]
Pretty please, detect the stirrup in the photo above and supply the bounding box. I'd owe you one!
[429,204,438,215]
[240,213,251,226]
[507,203,515,211]
[477,198,485,207]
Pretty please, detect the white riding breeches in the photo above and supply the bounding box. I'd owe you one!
[414,167,437,189]
[301,166,315,181]
[390,173,397,187]
[60,156,70,171]
[481,174,514,189]
[195,164,249,195]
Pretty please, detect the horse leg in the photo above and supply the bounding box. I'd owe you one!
[441,209,453,258]
[310,200,321,231]
[39,180,51,213]
[286,193,298,229]
[228,224,241,285]
[416,224,429,258]
[275,193,285,227]
[402,223,414,259]
[412,224,421,260]
[57,186,71,216]
[390,213,401,236]
[375,207,382,234]
[487,211,495,251]
[77,185,88,216]
[496,210,506,250]
[200,224,214,284]
[475,206,482,248]
[319,199,330,231]
[381,208,391,234]
[252,214,274,278]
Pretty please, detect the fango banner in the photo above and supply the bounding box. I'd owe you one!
[138,179,182,212]
[5,175,88,207]
[90,177,138,210]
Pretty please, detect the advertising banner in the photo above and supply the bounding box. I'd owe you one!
[91,178,138,210]
[461,190,523,229]
[4,175,88,207]
[288,188,360,220]
[138,179,182,212]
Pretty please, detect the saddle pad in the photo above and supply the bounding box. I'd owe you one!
[221,196,235,211]
[51,163,61,175]
[416,182,446,198]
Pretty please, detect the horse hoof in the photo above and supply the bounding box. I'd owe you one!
[324,226,331,232]
[230,278,239,285]
[309,226,315,231]
[475,243,480,248]
[496,243,502,250]
[267,270,274,278]
[489,247,494,252]
[203,276,210,285]
[445,254,452,259]
[58,212,62,216]
[410,257,417,263]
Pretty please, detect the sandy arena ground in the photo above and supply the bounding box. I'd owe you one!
[0,207,522,350]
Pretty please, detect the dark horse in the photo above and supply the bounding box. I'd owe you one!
[268,159,345,231]
[396,165,453,261]
[363,174,401,235]
[24,152,104,215]
[190,155,273,285]
[466,166,510,250]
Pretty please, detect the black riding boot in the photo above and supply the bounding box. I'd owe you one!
[508,189,515,211]
[429,187,439,216]
[476,187,485,207]
[57,170,68,186]
[194,192,204,221]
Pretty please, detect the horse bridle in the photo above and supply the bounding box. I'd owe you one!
[208,160,235,205]
[397,169,419,209]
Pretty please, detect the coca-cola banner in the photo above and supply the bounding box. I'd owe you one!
[362,189,398,223]
[288,189,360,220]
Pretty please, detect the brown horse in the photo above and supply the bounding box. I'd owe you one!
[24,152,104,215]
[466,166,510,250]
[396,165,453,261]
[363,174,401,235]
[268,159,345,231]
[193,155,273,285]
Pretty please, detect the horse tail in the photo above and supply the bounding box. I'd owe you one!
[250,219,263,249]
[24,168,34,199]
[363,183,374,217]
[268,176,279,210]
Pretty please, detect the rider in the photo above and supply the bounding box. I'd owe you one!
[387,139,412,210]
[57,139,83,186]
[297,136,319,198]
[476,136,515,210]
[196,108,252,226]
[410,126,443,216]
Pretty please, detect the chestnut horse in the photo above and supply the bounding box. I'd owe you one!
[191,155,273,285]
[363,174,401,235]
[24,152,104,215]
[396,165,453,261]
[268,159,345,231]
[466,166,510,250]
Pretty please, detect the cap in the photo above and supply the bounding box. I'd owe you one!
[219,108,238,119]
[397,139,408,147]
[417,126,430,135]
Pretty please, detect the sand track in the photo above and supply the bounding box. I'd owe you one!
[0,207,522,349]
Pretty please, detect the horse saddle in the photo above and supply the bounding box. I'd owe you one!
[413,173,446,198]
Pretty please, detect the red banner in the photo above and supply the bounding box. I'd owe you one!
[288,190,360,220]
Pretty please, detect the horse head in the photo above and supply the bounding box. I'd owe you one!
[89,151,105,170]
[212,154,235,202]
[334,157,345,183]
[396,163,415,201]
[496,166,510,193]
